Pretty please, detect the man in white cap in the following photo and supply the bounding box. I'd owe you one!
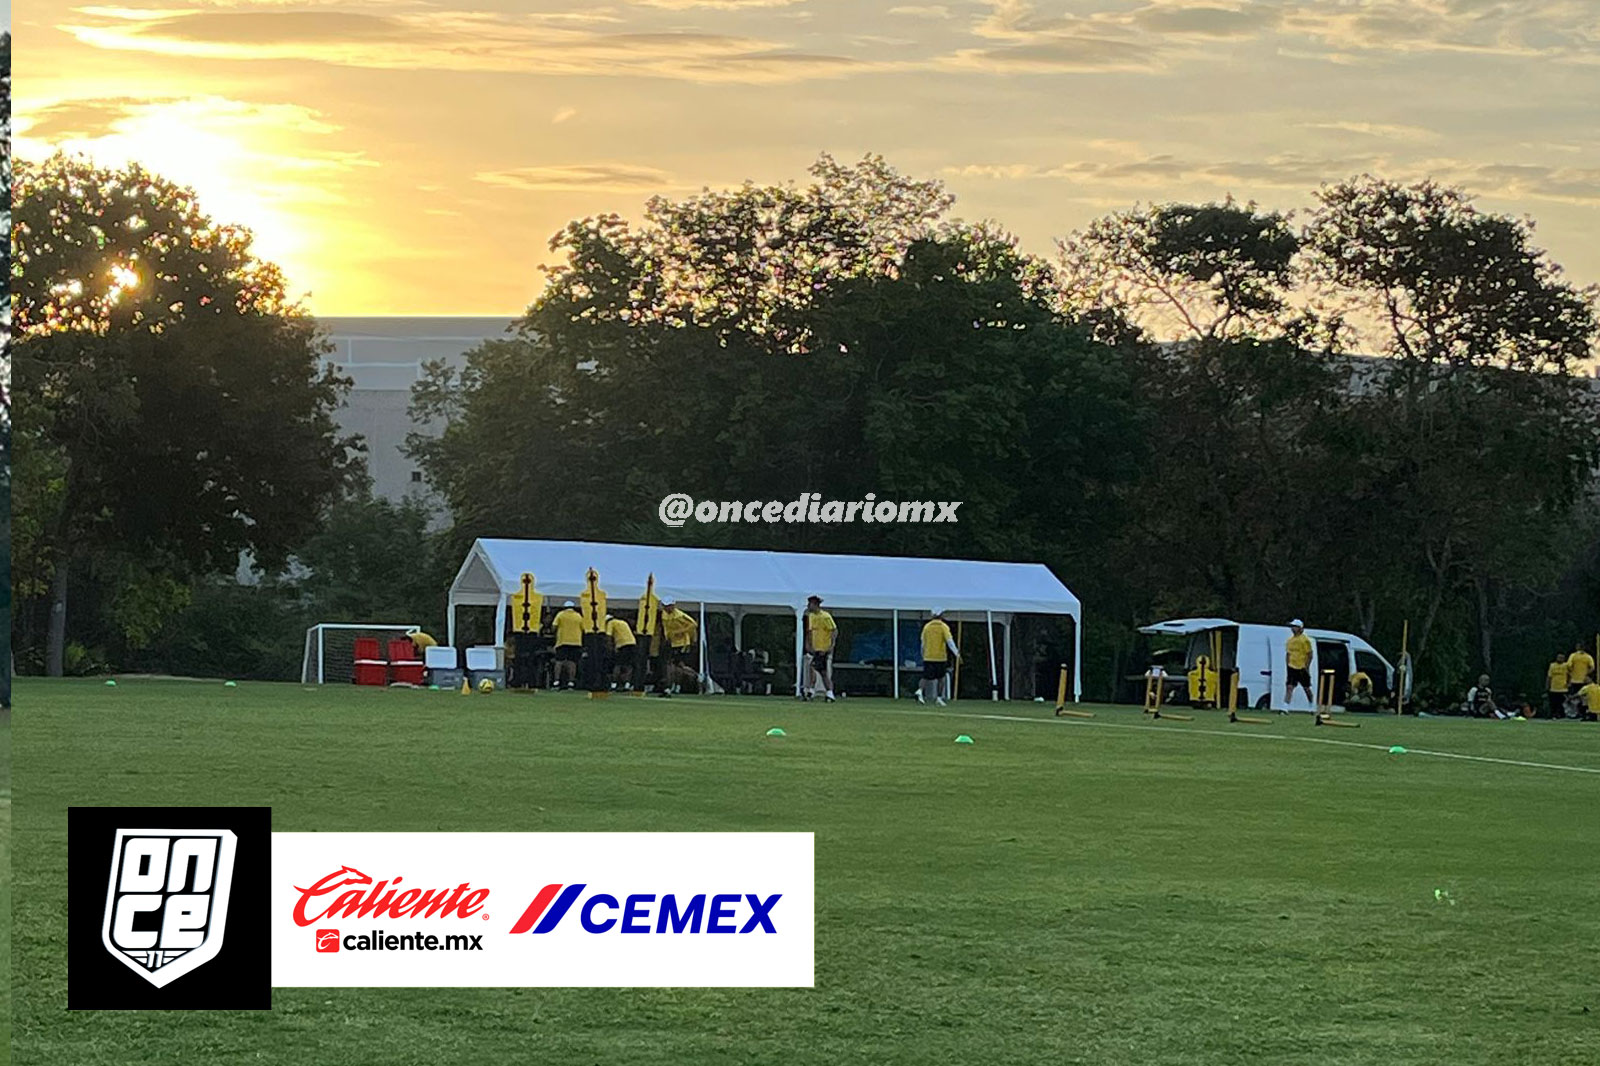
[1284,618,1313,709]
[551,599,585,690]
[918,608,960,706]
[658,597,698,696]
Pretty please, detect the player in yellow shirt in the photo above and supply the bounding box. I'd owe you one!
[1546,653,1571,719]
[551,600,585,690]
[408,630,438,657]
[1565,641,1594,696]
[658,598,698,696]
[1284,619,1314,710]
[1578,680,1600,722]
[803,595,837,703]
[605,614,637,691]
[917,608,959,706]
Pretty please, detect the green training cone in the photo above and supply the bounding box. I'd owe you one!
[954,734,974,745]
[1388,745,1407,754]
[104,679,117,687]
[223,681,238,688]
[766,727,787,737]
[429,685,440,691]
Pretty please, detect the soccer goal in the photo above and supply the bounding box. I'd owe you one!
[301,623,421,685]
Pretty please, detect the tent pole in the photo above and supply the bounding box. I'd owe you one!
[447,594,457,647]
[794,608,805,697]
[733,608,744,652]
[892,609,900,700]
[493,595,507,649]
[986,610,998,701]
[953,621,962,702]
[699,602,708,689]
[1073,610,1083,703]
[1003,617,1012,701]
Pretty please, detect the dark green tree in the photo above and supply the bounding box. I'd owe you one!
[12,156,362,675]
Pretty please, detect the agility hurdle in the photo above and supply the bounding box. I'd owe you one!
[1142,668,1166,715]
[1317,669,1337,717]
[1150,709,1193,722]
[1314,712,1359,728]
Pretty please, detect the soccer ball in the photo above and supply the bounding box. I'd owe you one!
[477,678,495,694]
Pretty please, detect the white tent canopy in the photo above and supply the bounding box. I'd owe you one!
[447,538,1082,700]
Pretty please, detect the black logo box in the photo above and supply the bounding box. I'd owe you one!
[68,807,272,1010]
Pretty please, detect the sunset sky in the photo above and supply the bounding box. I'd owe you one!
[12,1,1600,315]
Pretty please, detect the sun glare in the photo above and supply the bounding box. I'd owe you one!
[18,99,322,305]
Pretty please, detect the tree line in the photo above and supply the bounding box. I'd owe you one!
[11,153,1599,702]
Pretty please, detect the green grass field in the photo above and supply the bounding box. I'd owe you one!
[12,679,1600,1065]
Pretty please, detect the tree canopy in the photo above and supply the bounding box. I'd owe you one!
[12,155,361,674]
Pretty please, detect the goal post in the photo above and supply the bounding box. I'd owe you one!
[301,623,421,685]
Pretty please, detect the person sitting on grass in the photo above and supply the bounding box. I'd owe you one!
[1577,679,1600,723]
[1345,669,1378,711]
[1465,675,1503,718]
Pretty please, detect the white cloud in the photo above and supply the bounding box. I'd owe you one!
[475,163,675,192]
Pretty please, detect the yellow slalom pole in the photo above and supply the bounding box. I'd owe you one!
[1054,663,1069,711]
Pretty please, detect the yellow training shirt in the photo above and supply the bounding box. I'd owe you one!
[807,610,837,653]
[1580,682,1600,713]
[1286,633,1313,670]
[1567,650,1594,685]
[410,631,438,654]
[662,609,697,649]
[607,617,636,649]
[922,619,954,662]
[552,609,585,648]
[1547,659,1570,692]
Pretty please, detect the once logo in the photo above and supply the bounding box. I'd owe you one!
[315,929,342,953]
[100,829,238,988]
[510,884,781,935]
[292,865,490,926]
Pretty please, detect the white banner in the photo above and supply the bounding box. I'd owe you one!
[271,833,813,987]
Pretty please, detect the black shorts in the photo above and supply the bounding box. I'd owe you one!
[922,660,949,681]
[1286,666,1312,688]
[809,651,832,673]
[671,645,693,665]
[613,644,637,666]
[1549,692,1568,717]
[555,645,582,663]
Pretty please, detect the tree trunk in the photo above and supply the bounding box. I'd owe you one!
[1414,535,1453,663]
[47,555,69,678]
[1474,575,1492,675]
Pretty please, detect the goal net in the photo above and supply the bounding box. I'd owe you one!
[301,623,421,685]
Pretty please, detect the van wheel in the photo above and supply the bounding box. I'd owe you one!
[1255,695,1271,711]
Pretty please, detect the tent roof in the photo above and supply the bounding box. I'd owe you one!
[451,538,1079,617]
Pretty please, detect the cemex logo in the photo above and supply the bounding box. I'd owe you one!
[69,807,271,1010]
[292,866,490,925]
[510,884,782,935]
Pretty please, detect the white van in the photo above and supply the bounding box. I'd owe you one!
[1137,618,1407,713]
